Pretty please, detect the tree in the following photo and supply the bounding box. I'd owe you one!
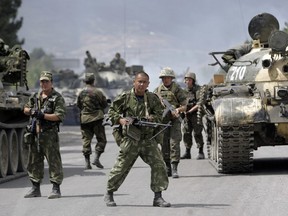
[26,48,55,88]
[0,0,24,46]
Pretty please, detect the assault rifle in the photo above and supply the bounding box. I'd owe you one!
[103,115,171,128]
[126,117,171,140]
[162,99,183,122]
[30,98,42,152]
[103,116,171,140]
[36,103,41,152]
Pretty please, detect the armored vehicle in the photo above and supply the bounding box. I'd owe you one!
[0,44,31,178]
[199,13,288,173]
[83,51,143,100]
[52,69,81,125]
[59,51,143,125]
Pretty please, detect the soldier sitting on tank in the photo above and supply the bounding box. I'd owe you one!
[110,52,126,71]
[84,56,99,72]
[221,43,252,67]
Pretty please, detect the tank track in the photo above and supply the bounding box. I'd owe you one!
[208,124,254,173]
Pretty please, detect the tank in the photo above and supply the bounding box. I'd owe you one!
[83,50,143,100]
[198,13,288,173]
[0,44,31,178]
[52,69,82,125]
[58,51,143,125]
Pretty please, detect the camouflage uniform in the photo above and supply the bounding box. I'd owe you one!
[25,89,66,185]
[107,88,168,193]
[110,53,126,71]
[77,73,108,169]
[182,84,205,158]
[155,83,187,162]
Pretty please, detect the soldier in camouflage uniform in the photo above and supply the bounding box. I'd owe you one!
[154,67,187,178]
[110,52,126,71]
[104,71,171,208]
[23,71,66,199]
[77,73,108,169]
[181,71,205,160]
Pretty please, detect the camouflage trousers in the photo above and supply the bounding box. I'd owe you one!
[27,127,63,185]
[80,120,107,155]
[162,119,182,163]
[182,113,204,149]
[107,136,169,193]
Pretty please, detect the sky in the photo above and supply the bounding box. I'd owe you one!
[17,0,288,90]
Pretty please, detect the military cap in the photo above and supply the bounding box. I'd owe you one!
[40,71,53,81]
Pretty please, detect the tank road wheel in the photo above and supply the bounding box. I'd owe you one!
[0,130,9,178]
[7,129,19,175]
[17,128,29,172]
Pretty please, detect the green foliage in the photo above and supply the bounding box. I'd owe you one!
[0,0,24,46]
[26,48,55,88]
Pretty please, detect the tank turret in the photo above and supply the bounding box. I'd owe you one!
[0,44,31,178]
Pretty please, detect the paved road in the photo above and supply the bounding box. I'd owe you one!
[1,126,288,216]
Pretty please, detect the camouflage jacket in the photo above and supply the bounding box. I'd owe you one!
[108,88,163,135]
[186,84,201,110]
[154,82,187,108]
[77,85,108,123]
[25,88,66,128]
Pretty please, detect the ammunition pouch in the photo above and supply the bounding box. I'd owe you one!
[112,126,123,146]
[123,124,141,141]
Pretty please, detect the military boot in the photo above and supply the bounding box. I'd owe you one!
[104,191,117,207]
[180,148,191,159]
[24,181,41,198]
[92,151,104,169]
[171,162,179,178]
[48,182,61,199]
[165,161,172,177]
[153,191,171,207]
[84,155,92,169]
[196,147,205,160]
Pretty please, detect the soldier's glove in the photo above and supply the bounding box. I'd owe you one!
[31,109,44,120]
[36,111,45,120]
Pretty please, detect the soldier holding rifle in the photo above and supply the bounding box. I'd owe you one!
[23,71,66,199]
[104,71,171,207]
[154,67,187,178]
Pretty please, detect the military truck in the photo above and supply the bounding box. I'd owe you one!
[0,44,31,178]
[198,13,288,173]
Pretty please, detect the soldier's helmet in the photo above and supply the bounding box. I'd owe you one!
[159,67,176,78]
[84,73,95,82]
[185,71,196,81]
